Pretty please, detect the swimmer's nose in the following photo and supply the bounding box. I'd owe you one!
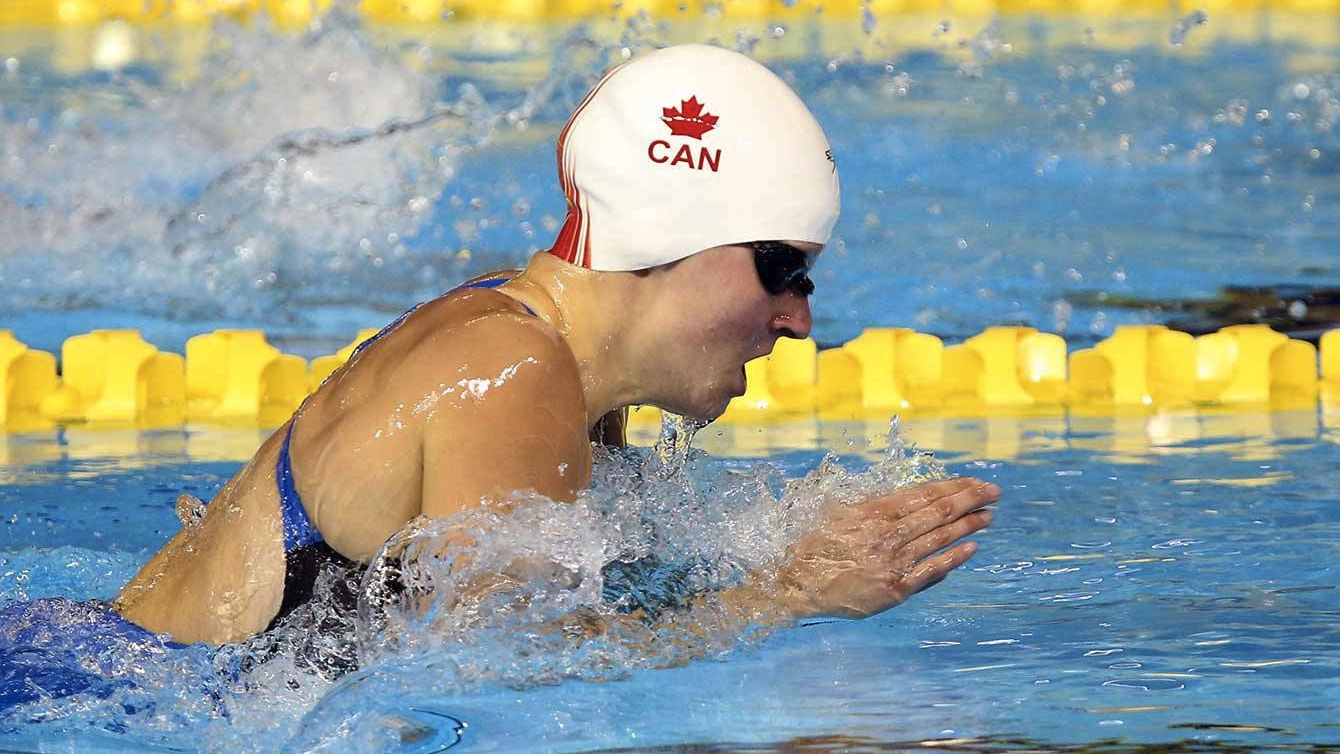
[772,291,813,340]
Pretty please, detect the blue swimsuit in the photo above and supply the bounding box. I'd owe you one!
[268,278,533,628]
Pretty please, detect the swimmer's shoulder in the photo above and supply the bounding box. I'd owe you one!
[432,279,538,322]
[407,290,554,349]
[355,284,575,384]
[317,280,575,403]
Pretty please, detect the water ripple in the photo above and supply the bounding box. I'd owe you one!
[1102,677,1188,691]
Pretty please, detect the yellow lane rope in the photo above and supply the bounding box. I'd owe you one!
[2,324,1337,432]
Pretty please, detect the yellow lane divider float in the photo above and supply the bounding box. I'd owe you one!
[5,0,1340,28]
[2,324,1338,433]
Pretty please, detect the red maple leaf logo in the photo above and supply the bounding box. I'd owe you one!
[661,96,718,140]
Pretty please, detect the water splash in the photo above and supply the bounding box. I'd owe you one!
[0,14,620,331]
[2,15,426,316]
[347,417,943,676]
[652,410,709,479]
[0,599,235,751]
[0,418,942,752]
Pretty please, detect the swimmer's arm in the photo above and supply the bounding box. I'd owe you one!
[432,478,996,663]
[595,477,999,632]
[419,315,592,519]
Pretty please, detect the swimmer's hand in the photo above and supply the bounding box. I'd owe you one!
[774,476,998,620]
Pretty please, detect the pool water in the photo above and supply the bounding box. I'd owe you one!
[2,416,1338,751]
[2,9,1338,354]
[2,4,1340,753]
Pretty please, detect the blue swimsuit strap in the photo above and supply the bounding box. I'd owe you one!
[276,421,319,551]
[452,277,536,315]
[275,277,535,551]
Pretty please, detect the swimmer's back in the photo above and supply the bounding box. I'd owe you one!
[117,284,591,644]
[277,285,592,561]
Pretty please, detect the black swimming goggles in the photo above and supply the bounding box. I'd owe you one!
[751,241,815,297]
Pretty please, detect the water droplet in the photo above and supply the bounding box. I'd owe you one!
[175,494,207,530]
[1169,10,1208,47]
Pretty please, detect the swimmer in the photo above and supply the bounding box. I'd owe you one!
[109,44,998,646]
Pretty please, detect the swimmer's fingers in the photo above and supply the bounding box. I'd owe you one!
[897,507,993,566]
[882,507,992,605]
[895,540,981,599]
[865,477,997,521]
[862,479,999,547]
[863,477,976,516]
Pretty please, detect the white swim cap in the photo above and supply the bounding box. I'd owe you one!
[549,44,840,271]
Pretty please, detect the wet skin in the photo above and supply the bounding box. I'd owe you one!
[114,246,997,644]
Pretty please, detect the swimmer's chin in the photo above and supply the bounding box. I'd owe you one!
[675,402,727,423]
[656,372,747,422]
[702,372,748,420]
[662,395,734,423]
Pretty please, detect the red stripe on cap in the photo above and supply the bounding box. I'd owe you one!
[548,61,627,268]
[552,208,582,265]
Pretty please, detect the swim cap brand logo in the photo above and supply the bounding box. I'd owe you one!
[661,96,717,139]
[648,95,723,173]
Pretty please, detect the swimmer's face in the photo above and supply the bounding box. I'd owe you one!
[640,241,820,420]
